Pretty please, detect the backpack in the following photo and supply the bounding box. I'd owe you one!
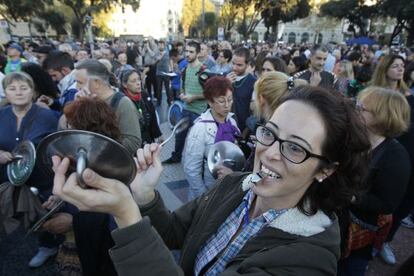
[109,92,125,110]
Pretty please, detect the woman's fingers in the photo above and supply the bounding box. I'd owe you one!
[136,148,148,170]
[52,157,70,196]
[142,144,153,166]
[151,143,162,168]
[81,168,120,193]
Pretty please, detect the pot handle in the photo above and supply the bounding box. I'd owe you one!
[76,148,88,188]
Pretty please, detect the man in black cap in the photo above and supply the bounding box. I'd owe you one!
[33,45,54,67]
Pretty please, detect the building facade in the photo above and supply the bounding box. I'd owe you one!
[108,0,183,40]
[253,14,345,45]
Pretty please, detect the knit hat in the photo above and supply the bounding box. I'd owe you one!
[8,43,23,54]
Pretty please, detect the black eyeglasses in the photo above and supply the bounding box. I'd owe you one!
[255,123,330,164]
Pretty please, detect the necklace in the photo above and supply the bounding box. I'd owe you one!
[232,75,249,89]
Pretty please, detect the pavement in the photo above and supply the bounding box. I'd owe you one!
[1,96,414,275]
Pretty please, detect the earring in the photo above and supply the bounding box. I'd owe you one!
[318,178,323,183]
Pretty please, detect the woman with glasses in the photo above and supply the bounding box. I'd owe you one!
[338,86,411,274]
[52,85,371,275]
[183,76,240,201]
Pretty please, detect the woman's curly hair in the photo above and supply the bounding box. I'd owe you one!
[64,97,121,141]
[279,85,371,216]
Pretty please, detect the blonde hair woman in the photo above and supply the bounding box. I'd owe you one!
[254,71,307,119]
[335,60,355,96]
[339,86,411,274]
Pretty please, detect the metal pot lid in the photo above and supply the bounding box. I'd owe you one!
[37,130,136,186]
[7,141,36,186]
[207,141,246,178]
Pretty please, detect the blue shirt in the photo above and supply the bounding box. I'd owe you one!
[233,74,256,131]
[171,58,188,90]
[0,104,58,188]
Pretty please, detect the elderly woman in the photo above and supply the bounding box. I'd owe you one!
[53,85,371,275]
[183,76,240,201]
[119,69,162,145]
[338,86,411,274]
[0,72,58,268]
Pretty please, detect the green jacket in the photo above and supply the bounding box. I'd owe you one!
[109,173,340,275]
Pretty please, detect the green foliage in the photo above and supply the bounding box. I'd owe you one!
[181,0,215,37]
[195,11,218,39]
[320,0,377,37]
[37,9,67,35]
[0,0,139,39]
[54,0,140,40]
[0,0,51,22]
[261,0,310,41]
[378,0,414,46]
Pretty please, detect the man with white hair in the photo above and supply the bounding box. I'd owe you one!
[75,59,142,153]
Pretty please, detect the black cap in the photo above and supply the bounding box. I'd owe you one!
[33,45,53,54]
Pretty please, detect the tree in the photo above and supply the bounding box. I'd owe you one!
[36,10,67,36]
[261,0,310,42]
[0,0,52,37]
[219,0,241,39]
[181,0,215,37]
[378,0,414,46]
[320,0,378,37]
[237,0,264,41]
[196,11,217,39]
[55,0,141,40]
[0,0,50,23]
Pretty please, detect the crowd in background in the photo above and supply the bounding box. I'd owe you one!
[1,35,414,276]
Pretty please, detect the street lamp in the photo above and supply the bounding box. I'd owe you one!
[202,0,205,40]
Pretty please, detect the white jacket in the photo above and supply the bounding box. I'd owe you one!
[183,109,239,200]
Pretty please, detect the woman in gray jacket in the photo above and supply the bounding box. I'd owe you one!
[52,85,371,275]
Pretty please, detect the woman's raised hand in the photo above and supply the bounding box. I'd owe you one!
[52,155,141,228]
[0,150,12,165]
[130,143,163,205]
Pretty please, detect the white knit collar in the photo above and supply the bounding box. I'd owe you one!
[269,207,332,237]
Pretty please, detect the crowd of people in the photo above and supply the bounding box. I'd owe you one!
[0,36,414,276]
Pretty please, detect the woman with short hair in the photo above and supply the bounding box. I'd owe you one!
[119,69,162,145]
[338,86,411,274]
[0,71,58,268]
[183,76,240,201]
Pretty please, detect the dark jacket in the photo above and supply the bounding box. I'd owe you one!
[352,138,411,225]
[109,173,340,275]
[294,69,336,89]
